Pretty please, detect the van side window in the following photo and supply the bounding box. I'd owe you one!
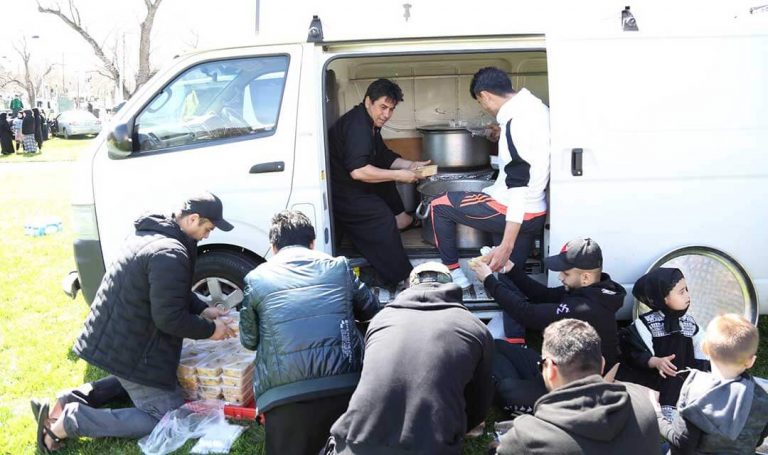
[134,55,289,153]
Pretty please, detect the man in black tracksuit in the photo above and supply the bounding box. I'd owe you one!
[470,237,625,414]
[33,192,236,452]
[326,262,494,455]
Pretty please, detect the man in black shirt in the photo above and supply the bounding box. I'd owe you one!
[328,79,430,285]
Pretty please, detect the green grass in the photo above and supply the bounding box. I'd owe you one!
[0,137,95,163]
[0,139,766,454]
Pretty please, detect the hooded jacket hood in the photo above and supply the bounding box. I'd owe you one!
[134,213,196,253]
[571,273,625,313]
[386,282,465,311]
[678,370,755,440]
[632,267,684,312]
[534,375,631,441]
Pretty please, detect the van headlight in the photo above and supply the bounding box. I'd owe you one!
[71,204,100,240]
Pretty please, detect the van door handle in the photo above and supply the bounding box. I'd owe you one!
[571,148,583,176]
[249,161,285,174]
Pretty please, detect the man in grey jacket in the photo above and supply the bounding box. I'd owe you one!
[240,210,379,455]
[496,319,661,455]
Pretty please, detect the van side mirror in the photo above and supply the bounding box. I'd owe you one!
[107,123,133,159]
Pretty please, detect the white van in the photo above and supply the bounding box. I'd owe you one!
[65,3,767,326]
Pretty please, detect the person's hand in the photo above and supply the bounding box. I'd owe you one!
[648,354,677,378]
[209,318,236,340]
[408,159,432,170]
[488,244,513,272]
[484,124,500,142]
[397,169,419,183]
[468,257,493,282]
[201,306,229,320]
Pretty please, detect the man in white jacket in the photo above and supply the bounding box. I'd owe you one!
[429,66,550,340]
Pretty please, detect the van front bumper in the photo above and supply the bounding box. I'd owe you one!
[65,239,106,305]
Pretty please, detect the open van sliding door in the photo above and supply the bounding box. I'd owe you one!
[92,45,302,281]
[546,30,768,317]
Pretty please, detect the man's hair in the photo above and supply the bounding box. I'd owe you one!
[704,314,759,366]
[269,210,316,250]
[364,79,404,104]
[542,319,603,382]
[470,67,515,100]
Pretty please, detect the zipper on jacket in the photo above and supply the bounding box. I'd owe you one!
[142,329,159,364]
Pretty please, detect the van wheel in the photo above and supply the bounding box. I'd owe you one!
[192,251,262,310]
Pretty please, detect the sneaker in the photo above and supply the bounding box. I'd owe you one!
[450,268,472,289]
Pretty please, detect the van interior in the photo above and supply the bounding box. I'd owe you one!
[324,50,550,307]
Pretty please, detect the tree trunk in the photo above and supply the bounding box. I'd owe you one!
[135,0,163,91]
[36,0,165,98]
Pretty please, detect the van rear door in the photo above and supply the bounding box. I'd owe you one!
[92,45,302,266]
[546,28,768,314]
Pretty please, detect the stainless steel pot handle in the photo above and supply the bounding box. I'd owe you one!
[414,201,430,220]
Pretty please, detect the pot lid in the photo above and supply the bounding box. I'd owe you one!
[417,124,471,133]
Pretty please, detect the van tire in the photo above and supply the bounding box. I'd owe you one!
[192,250,262,310]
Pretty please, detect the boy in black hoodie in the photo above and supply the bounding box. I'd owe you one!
[470,237,626,415]
[618,268,709,419]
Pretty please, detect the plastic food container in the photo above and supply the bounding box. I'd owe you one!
[222,359,254,378]
[197,375,222,386]
[195,354,229,376]
[199,385,223,399]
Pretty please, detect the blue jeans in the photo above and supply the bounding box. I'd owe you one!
[59,375,184,439]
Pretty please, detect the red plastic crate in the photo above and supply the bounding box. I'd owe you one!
[224,399,264,424]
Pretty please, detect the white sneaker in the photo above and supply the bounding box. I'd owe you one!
[450,268,472,289]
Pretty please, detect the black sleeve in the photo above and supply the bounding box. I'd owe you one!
[372,130,400,169]
[341,113,375,172]
[657,411,701,454]
[484,275,564,330]
[619,325,653,370]
[505,266,566,303]
[189,291,210,315]
[464,329,495,431]
[348,265,381,321]
[148,248,215,340]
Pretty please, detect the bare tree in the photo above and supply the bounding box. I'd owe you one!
[7,37,55,107]
[36,0,164,99]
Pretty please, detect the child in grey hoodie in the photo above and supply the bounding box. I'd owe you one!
[656,313,768,454]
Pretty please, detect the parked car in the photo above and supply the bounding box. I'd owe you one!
[55,110,102,139]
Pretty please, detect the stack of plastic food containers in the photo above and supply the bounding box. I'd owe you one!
[177,313,256,405]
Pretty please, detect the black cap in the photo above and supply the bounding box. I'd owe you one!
[182,192,234,232]
[545,237,602,271]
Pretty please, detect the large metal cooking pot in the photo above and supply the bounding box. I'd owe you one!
[415,179,494,249]
[396,181,417,213]
[417,124,493,170]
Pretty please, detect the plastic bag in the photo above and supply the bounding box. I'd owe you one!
[139,400,224,455]
[190,421,246,454]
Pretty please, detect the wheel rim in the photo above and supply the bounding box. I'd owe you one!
[192,276,244,309]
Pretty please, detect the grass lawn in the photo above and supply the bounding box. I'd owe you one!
[0,138,766,454]
[0,137,96,163]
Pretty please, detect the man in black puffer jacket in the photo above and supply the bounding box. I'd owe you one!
[33,192,236,453]
[240,210,380,455]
